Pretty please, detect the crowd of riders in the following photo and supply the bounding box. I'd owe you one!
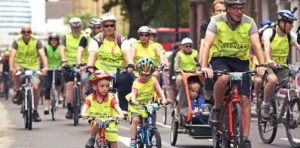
[1,0,300,147]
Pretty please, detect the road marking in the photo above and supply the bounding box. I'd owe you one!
[156,122,171,129]
[280,137,300,143]
[0,101,13,148]
[119,135,131,147]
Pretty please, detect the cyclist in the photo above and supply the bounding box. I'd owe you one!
[0,49,10,97]
[77,18,102,100]
[81,72,124,148]
[60,17,85,119]
[128,57,167,147]
[257,10,300,118]
[200,0,266,145]
[174,37,198,90]
[131,26,168,79]
[9,24,48,122]
[87,13,134,112]
[198,0,225,63]
[43,33,62,115]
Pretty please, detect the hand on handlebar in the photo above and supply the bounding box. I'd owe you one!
[41,67,48,76]
[255,66,266,77]
[201,67,214,79]
[131,100,139,106]
[267,60,278,69]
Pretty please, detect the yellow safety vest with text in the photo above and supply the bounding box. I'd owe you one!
[178,49,198,72]
[65,32,84,65]
[270,32,290,67]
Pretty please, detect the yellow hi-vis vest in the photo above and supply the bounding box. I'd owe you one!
[134,42,159,65]
[270,32,290,67]
[15,35,39,70]
[178,49,198,72]
[65,32,84,65]
[211,19,251,61]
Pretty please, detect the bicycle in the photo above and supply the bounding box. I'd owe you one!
[256,64,300,147]
[159,66,170,125]
[17,69,41,130]
[2,71,10,100]
[85,116,119,148]
[48,68,61,121]
[134,103,163,148]
[212,70,255,148]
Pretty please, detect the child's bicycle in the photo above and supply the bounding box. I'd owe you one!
[212,70,256,148]
[133,103,163,148]
[85,116,119,148]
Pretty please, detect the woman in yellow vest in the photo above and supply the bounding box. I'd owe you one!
[174,37,198,89]
[81,72,124,148]
[128,57,167,147]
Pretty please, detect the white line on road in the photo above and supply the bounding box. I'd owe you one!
[0,101,13,148]
[280,137,300,143]
[156,122,171,129]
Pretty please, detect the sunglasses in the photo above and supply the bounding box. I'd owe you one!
[92,26,101,29]
[139,34,149,37]
[21,30,32,34]
[103,24,115,28]
[185,45,192,48]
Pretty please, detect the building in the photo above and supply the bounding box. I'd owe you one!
[0,0,46,48]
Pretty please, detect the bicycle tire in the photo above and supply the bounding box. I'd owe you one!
[285,97,300,147]
[233,103,244,148]
[257,94,277,144]
[162,88,168,125]
[212,126,221,148]
[27,89,33,130]
[4,76,9,100]
[73,86,79,126]
[221,105,230,148]
[170,117,178,146]
[22,98,28,129]
[50,89,56,121]
[147,128,161,148]
[135,132,144,148]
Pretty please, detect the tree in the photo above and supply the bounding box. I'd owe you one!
[64,13,95,29]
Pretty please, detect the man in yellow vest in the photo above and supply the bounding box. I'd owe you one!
[60,17,85,119]
[9,25,48,122]
[200,0,266,145]
[258,10,300,119]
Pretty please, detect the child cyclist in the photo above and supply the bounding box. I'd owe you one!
[128,57,168,147]
[81,72,124,148]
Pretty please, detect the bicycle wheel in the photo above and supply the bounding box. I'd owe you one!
[233,104,244,148]
[135,132,144,148]
[285,97,300,147]
[27,89,33,130]
[147,128,161,148]
[4,76,9,100]
[50,89,56,121]
[220,106,230,148]
[73,86,79,126]
[257,94,277,144]
[22,98,27,129]
[212,126,221,148]
[170,117,178,146]
[162,88,168,125]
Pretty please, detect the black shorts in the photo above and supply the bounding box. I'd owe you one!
[210,57,251,97]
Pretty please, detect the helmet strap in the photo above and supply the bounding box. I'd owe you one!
[278,21,287,34]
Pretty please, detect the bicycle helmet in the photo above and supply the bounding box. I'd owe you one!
[136,57,156,75]
[100,13,117,23]
[149,28,157,34]
[88,72,112,85]
[181,37,193,45]
[88,18,101,28]
[277,10,297,23]
[138,26,151,34]
[69,17,82,27]
[48,33,59,44]
[224,0,247,6]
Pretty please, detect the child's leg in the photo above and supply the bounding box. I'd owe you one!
[109,141,118,148]
[90,121,98,138]
[130,116,140,139]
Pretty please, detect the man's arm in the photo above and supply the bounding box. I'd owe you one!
[77,37,88,65]
[9,41,18,70]
[120,39,133,65]
[250,32,265,65]
[87,39,99,67]
[200,31,216,68]
[174,53,180,71]
[38,48,48,68]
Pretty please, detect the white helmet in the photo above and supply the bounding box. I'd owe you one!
[88,18,101,27]
[181,37,193,44]
[69,17,82,27]
[138,26,151,34]
[100,13,117,23]
[149,28,157,34]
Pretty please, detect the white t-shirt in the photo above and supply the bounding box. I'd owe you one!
[88,39,131,52]
[262,28,297,44]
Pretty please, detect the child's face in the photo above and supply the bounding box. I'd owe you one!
[189,83,200,100]
[94,79,110,96]
[139,72,151,83]
[183,43,192,53]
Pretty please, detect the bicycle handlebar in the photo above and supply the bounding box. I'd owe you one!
[16,70,42,76]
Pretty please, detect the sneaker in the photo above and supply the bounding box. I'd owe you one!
[33,111,42,122]
[244,138,251,148]
[44,110,49,115]
[261,103,271,119]
[85,138,95,148]
[65,110,73,119]
[209,107,221,125]
[129,140,136,148]
[12,91,22,105]
[201,104,212,116]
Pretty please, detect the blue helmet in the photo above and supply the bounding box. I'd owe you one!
[277,10,297,23]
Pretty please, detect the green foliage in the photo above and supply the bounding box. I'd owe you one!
[64,13,96,29]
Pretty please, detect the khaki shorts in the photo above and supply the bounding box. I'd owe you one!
[266,67,289,86]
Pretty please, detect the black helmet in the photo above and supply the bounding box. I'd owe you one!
[224,0,247,6]
[48,33,60,44]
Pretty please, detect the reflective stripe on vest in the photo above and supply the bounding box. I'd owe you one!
[270,32,289,67]
[15,35,39,70]
[211,21,251,61]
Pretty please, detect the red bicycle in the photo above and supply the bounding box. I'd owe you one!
[212,71,255,148]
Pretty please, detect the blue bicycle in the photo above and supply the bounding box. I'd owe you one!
[134,103,162,148]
